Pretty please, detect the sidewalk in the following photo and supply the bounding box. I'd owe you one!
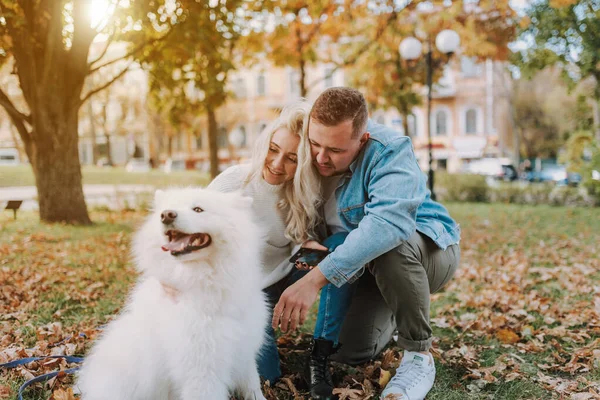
[0,184,155,210]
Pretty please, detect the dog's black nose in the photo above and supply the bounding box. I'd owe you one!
[161,210,177,225]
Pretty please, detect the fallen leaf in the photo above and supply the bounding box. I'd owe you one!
[332,387,365,400]
[497,329,520,344]
[50,388,76,400]
[379,369,392,388]
[0,385,10,399]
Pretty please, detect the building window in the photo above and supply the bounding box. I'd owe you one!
[461,56,482,77]
[324,67,334,88]
[234,77,246,98]
[257,74,266,96]
[289,70,301,96]
[258,122,267,134]
[434,110,448,136]
[239,125,247,148]
[465,109,478,134]
[218,127,228,149]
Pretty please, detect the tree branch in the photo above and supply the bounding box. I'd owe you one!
[80,62,133,105]
[305,1,410,92]
[0,86,31,124]
[0,86,32,147]
[88,28,118,67]
[89,29,173,73]
[301,3,337,46]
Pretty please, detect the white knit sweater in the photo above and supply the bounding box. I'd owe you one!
[207,164,295,288]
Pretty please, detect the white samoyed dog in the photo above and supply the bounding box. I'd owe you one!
[76,188,268,400]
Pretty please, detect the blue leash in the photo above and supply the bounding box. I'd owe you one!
[0,355,84,400]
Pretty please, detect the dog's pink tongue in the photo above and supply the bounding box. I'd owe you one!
[161,236,190,252]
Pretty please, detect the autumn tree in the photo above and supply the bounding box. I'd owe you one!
[243,0,414,98]
[348,1,517,136]
[516,0,600,140]
[511,67,594,159]
[0,1,172,224]
[141,0,249,179]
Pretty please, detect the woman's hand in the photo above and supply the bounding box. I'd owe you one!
[302,240,328,251]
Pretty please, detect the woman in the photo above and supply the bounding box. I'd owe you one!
[207,101,321,381]
[208,101,321,288]
[208,102,355,398]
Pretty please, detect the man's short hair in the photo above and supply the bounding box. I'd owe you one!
[310,87,368,139]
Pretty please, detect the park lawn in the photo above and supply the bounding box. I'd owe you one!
[0,165,209,188]
[0,204,599,399]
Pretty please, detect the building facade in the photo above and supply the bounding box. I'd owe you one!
[0,41,514,173]
[198,56,513,173]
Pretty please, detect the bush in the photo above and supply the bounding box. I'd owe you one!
[436,173,488,202]
[561,130,600,201]
[436,173,598,207]
[548,186,598,207]
[489,182,553,205]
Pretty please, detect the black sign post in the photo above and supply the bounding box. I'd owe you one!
[5,200,23,220]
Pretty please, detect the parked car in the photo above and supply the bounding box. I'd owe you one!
[0,148,20,166]
[527,165,581,186]
[125,158,151,173]
[162,158,186,173]
[96,157,112,167]
[464,158,518,181]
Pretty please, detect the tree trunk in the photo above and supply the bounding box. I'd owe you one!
[31,112,91,224]
[592,96,600,142]
[299,59,307,98]
[207,107,219,179]
[87,98,98,165]
[167,136,173,158]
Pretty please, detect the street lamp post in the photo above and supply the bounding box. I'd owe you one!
[399,29,460,201]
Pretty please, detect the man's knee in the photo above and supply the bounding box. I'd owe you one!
[332,319,395,365]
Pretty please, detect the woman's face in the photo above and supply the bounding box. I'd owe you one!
[263,128,300,185]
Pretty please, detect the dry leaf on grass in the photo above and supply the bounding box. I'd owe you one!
[0,385,11,399]
[379,369,392,388]
[496,328,520,344]
[50,387,76,400]
[332,387,366,400]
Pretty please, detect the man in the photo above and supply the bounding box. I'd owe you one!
[272,87,460,400]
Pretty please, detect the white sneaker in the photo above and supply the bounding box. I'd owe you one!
[380,351,436,400]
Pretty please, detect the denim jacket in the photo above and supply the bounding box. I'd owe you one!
[318,120,461,288]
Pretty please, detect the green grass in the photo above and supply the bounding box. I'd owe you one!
[1,204,599,399]
[0,165,209,187]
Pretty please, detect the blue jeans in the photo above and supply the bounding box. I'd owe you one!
[257,233,355,383]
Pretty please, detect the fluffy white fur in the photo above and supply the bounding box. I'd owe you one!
[76,188,268,400]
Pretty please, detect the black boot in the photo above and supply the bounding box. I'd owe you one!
[305,338,338,400]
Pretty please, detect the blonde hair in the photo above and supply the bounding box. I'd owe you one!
[245,101,322,243]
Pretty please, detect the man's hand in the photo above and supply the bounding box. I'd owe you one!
[272,267,329,332]
[296,240,329,270]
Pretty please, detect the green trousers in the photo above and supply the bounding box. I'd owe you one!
[332,231,460,364]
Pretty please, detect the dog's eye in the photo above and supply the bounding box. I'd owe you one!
[192,207,203,213]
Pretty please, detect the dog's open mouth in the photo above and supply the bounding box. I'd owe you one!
[161,230,212,256]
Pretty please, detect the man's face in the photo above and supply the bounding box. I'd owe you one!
[308,118,369,177]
